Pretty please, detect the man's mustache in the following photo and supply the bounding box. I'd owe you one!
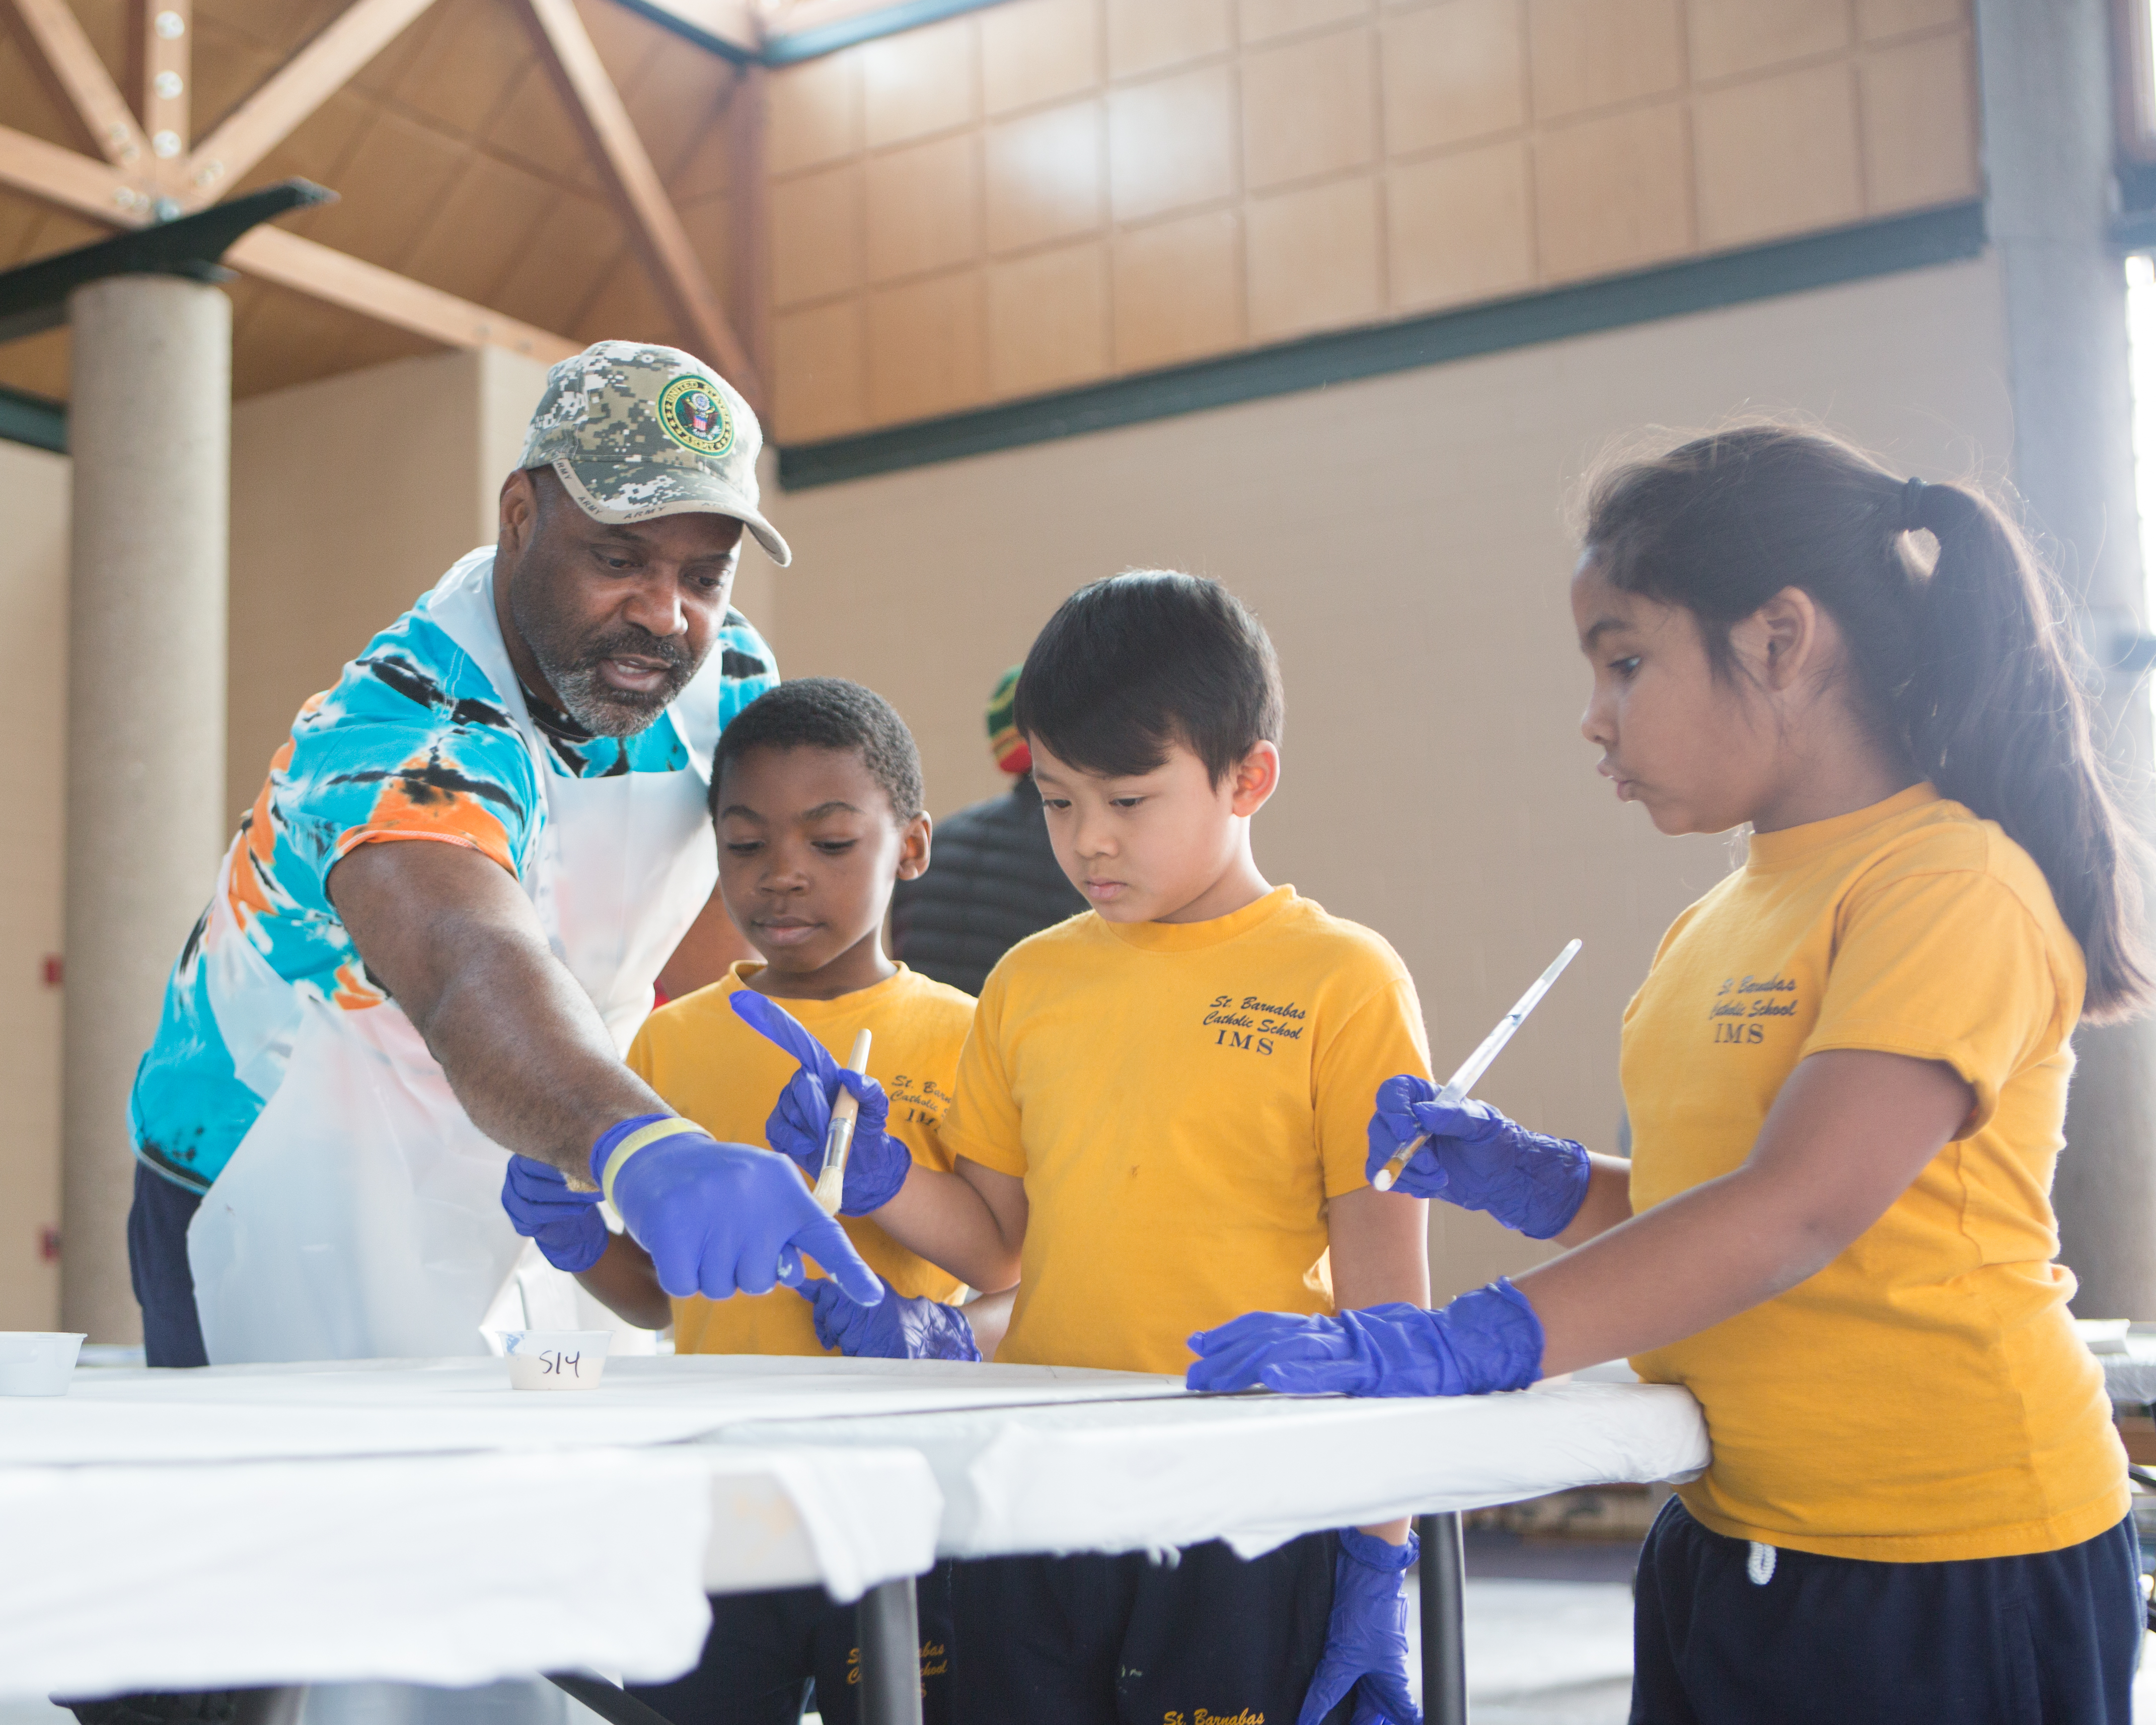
[573,628,693,675]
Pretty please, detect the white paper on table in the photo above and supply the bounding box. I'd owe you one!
[2,1355,1182,1467]
[721,1380,1709,1560]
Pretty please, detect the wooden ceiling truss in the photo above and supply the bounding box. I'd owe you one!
[0,0,769,394]
[519,0,755,395]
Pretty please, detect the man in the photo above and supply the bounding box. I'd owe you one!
[126,340,878,1370]
[889,668,1085,995]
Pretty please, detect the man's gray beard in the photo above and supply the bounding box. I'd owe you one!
[540,651,692,737]
[513,576,702,735]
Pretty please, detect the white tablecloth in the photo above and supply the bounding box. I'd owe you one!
[2,1353,1175,1701]
[2,1447,719,1698]
[2,1355,1706,1700]
[722,1378,1709,1558]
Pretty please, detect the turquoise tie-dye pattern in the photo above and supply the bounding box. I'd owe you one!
[129,600,777,1193]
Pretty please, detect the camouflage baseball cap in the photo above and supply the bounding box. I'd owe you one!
[518,340,790,566]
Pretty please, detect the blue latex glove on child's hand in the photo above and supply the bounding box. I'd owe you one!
[500,1154,609,1274]
[728,991,912,1215]
[1299,1527,1423,1725]
[802,1275,983,1361]
[592,1113,883,1305]
[1184,1280,1544,1397]
[1367,1076,1591,1240]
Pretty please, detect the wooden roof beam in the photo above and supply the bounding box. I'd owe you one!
[131,0,192,194]
[519,0,761,404]
[4,0,153,171]
[0,121,155,224]
[0,122,579,363]
[229,228,580,361]
[183,0,441,208]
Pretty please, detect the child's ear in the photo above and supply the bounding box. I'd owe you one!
[1745,586,1821,692]
[1228,741,1281,817]
[896,812,932,881]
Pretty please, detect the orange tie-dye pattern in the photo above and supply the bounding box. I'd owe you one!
[330,959,386,1012]
[225,736,298,933]
[331,748,520,878]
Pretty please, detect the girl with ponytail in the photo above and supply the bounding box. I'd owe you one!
[1191,424,2151,1723]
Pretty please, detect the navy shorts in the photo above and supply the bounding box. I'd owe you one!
[949,1535,1346,1725]
[630,1566,956,1725]
[127,1162,209,1369]
[1632,1497,2143,1725]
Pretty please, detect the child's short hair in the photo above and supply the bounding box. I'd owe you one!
[1014,570,1283,784]
[711,677,925,822]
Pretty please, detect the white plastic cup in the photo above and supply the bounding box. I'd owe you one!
[0,1332,86,1396]
[499,1329,613,1392]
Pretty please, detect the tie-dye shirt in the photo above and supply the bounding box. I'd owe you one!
[129,588,776,1193]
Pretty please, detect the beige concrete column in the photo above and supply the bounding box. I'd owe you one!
[62,274,229,1341]
[1976,0,2156,1317]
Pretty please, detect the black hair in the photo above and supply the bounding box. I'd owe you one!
[1583,422,2149,1021]
[711,677,925,822]
[1013,570,1284,784]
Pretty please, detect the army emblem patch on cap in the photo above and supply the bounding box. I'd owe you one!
[657,375,734,458]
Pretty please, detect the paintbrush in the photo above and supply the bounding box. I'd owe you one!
[1372,939,1583,1193]
[812,1028,875,1216]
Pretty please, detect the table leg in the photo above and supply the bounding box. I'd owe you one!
[1417,1512,1468,1725]
[546,1671,677,1725]
[856,1575,924,1725]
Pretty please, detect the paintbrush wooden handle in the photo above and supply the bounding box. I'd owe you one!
[1371,1132,1429,1193]
[812,1029,875,1215]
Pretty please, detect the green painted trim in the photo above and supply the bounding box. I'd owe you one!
[628,0,1017,65]
[611,0,756,63]
[762,0,1011,63]
[0,385,64,455]
[778,200,1989,491]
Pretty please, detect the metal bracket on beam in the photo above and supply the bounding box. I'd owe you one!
[0,177,335,346]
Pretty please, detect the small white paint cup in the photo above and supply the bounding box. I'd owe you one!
[0,1332,86,1396]
[499,1329,613,1392]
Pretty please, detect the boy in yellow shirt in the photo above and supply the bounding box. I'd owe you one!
[502,676,982,1724]
[739,574,1435,1725]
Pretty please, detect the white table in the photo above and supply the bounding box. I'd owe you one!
[0,1355,1174,1703]
[722,1375,1709,1725]
[1,1358,1708,1725]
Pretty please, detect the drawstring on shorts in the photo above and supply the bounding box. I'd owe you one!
[1747,1542,1777,1586]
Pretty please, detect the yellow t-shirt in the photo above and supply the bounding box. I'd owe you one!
[626,962,974,1356]
[1623,783,2126,1562]
[942,885,1433,1375]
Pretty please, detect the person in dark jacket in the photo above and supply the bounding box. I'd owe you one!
[890,669,1086,995]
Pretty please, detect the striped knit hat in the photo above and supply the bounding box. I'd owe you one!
[987,667,1030,775]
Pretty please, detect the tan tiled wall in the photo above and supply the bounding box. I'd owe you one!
[765,250,2015,1298]
[764,0,1979,442]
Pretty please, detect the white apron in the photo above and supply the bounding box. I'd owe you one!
[188,550,725,1363]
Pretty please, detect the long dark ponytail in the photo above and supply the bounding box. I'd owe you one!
[1582,423,2151,1022]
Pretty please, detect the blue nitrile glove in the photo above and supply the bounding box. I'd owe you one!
[1300,1526,1423,1725]
[1184,1280,1543,1397]
[500,1154,609,1274]
[1367,1075,1591,1240]
[593,1113,883,1306]
[803,1274,983,1362]
[728,991,912,1215]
